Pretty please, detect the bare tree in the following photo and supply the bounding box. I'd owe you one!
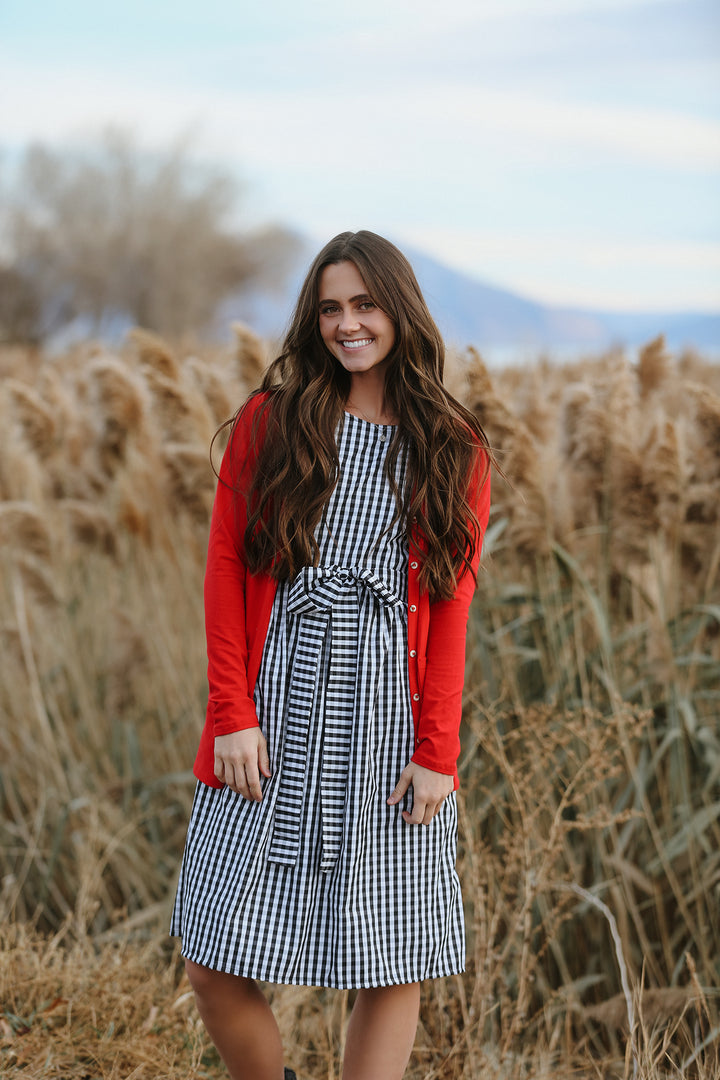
[1,129,300,341]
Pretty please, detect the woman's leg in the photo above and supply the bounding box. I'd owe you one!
[342,982,421,1080]
[185,959,285,1080]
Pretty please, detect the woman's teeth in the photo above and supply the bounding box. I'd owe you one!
[341,339,373,349]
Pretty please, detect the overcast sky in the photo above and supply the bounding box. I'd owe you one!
[2,0,719,312]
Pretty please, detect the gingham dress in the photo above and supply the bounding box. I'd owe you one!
[170,413,465,988]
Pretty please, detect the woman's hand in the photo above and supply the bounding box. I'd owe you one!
[214,729,271,800]
[387,762,454,825]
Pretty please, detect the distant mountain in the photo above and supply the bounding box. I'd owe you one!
[219,236,720,356]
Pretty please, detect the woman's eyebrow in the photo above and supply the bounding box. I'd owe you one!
[319,293,372,305]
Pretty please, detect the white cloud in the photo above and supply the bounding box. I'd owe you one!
[312,0,668,24]
[400,86,720,171]
[408,229,720,270]
[3,57,719,175]
[399,226,720,310]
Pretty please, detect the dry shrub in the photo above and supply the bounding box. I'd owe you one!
[2,923,554,1080]
[0,924,210,1079]
[454,698,720,1076]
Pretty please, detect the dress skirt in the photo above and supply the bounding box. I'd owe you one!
[170,413,465,988]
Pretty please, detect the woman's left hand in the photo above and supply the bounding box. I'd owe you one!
[387,762,454,825]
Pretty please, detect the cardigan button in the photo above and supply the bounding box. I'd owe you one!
[410,649,417,657]
[409,604,417,612]
[413,693,420,701]
[410,561,418,569]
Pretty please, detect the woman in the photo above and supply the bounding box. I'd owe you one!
[171,231,492,1080]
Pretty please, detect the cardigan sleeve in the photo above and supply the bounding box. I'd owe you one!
[204,396,267,737]
[410,450,491,776]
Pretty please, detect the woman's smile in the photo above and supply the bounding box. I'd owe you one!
[339,337,374,350]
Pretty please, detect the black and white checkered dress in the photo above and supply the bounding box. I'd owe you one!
[171,413,465,988]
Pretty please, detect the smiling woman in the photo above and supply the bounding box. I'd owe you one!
[170,230,495,1080]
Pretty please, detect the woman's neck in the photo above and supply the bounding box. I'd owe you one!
[345,373,396,425]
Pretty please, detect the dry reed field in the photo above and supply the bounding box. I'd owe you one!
[1,330,718,1079]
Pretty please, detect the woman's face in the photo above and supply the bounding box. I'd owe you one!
[318,261,395,378]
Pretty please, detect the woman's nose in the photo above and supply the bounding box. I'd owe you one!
[339,308,361,333]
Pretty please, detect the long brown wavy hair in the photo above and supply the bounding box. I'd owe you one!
[226,230,492,601]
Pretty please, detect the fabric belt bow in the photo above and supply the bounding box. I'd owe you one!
[267,565,404,872]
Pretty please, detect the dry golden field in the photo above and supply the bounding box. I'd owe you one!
[0,329,718,1079]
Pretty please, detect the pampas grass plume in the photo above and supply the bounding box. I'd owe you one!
[688,382,720,480]
[643,419,682,534]
[127,328,180,380]
[143,368,215,445]
[13,554,61,607]
[0,501,52,561]
[60,500,117,558]
[609,442,659,562]
[185,355,235,424]
[163,442,216,523]
[88,357,148,438]
[637,334,669,398]
[232,322,267,385]
[5,380,58,460]
[465,347,517,447]
[561,382,609,476]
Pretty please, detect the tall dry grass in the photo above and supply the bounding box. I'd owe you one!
[1,332,718,1079]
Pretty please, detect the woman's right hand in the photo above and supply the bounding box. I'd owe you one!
[214,729,271,800]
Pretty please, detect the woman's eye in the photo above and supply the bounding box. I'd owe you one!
[358,301,375,311]
[320,306,338,316]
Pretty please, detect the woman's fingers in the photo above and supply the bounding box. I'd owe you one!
[401,800,440,825]
[258,739,271,779]
[387,767,412,806]
[392,761,454,825]
[214,729,270,801]
[243,760,263,801]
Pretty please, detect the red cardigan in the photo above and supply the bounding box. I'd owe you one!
[193,392,490,789]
